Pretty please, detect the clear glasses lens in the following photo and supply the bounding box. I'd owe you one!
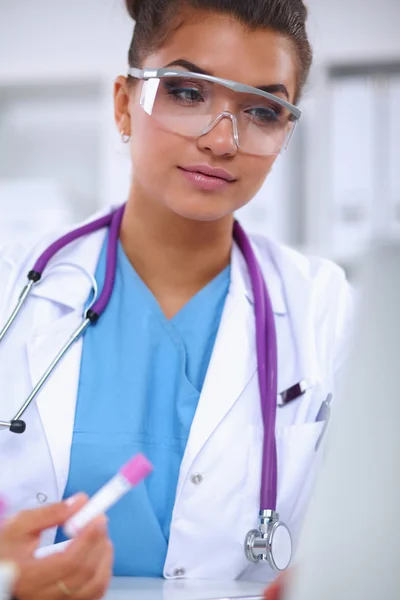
[140,76,297,156]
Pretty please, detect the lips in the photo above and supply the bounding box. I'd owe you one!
[178,165,236,192]
[180,165,236,182]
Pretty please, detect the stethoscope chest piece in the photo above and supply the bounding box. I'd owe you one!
[245,510,292,571]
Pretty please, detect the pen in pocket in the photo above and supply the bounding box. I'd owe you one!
[315,393,333,451]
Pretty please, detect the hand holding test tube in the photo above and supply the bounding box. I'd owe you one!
[63,453,153,538]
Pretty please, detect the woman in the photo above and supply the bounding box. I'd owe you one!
[0,0,352,586]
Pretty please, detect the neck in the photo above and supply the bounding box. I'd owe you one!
[119,187,233,308]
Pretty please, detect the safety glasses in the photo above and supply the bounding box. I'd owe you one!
[128,67,301,156]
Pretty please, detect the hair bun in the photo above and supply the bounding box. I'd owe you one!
[125,0,145,21]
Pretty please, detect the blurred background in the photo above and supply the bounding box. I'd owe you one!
[0,0,399,281]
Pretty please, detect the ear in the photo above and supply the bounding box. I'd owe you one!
[114,76,132,136]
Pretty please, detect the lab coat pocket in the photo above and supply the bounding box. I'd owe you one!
[276,421,325,532]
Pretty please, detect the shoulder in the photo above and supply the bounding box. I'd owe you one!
[250,233,351,306]
[251,233,347,288]
[0,206,114,309]
[0,205,115,267]
[250,234,354,359]
[0,236,51,294]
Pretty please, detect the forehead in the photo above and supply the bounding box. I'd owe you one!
[142,11,298,102]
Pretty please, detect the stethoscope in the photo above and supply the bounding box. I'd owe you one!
[0,203,292,571]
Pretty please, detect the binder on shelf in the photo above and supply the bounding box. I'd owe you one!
[329,77,375,260]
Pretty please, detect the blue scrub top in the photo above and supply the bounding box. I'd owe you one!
[56,235,230,576]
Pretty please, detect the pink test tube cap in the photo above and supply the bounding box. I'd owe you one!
[120,453,153,486]
[0,497,7,517]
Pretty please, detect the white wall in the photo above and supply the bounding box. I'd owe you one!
[306,0,400,63]
[0,0,131,79]
[0,0,399,265]
[1,0,399,76]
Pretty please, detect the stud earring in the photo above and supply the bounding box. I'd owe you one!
[121,130,130,143]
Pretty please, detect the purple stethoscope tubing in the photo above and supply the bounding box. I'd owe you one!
[31,205,126,320]
[6,204,278,511]
[233,221,278,511]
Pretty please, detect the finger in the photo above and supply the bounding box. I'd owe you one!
[64,515,108,559]
[264,573,288,600]
[37,546,113,600]
[74,539,114,600]
[63,493,89,520]
[13,552,75,594]
[264,582,281,600]
[4,494,88,540]
[59,519,110,591]
[12,558,67,600]
[11,517,110,599]
[15,518,107,590]
[55,517,109,583]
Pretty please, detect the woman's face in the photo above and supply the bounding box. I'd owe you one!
[115,10,298,222]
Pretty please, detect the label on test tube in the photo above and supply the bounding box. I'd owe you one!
[63,453,153,539]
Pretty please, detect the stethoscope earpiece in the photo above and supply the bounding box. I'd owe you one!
[9,420,26,434]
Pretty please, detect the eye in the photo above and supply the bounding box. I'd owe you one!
[163,80,205,105]
[246,105,282,126]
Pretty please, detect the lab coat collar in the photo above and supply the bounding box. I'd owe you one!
[25,208,113,499]
[29,210,111,312]
[29,209,287,317]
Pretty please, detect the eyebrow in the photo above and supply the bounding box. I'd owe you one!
[164,59,290,100]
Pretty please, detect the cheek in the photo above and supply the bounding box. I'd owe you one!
[235,155,276,209]
[129,109,175,183]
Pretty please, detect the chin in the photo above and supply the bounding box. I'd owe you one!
[164,186,240,222]
[168,200,235,223]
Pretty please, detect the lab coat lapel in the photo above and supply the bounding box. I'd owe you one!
[270,241,321,422]
[177,241,279,492]
[177,235,320,492]
[177,260,257,492]
[237,237,307,407]
[25,225,108,498]
[27,312,85,497]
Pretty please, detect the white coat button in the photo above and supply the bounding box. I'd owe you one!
[173,568,185,578]
[36,493,48,504]
[191,473,203,485]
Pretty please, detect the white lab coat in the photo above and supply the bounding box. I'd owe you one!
[0,207,353,583]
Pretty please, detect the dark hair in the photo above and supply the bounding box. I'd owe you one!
[125,0,313,102]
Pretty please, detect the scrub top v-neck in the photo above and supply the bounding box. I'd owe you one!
[56,234,231,576]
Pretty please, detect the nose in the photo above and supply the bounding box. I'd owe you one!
[197,112,239,157]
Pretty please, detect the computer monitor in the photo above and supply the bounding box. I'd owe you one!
[286,242,400,600]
